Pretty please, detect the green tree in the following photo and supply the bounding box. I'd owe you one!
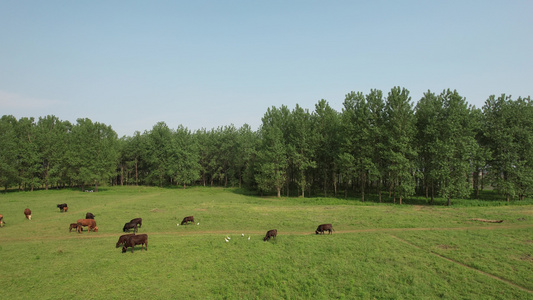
[483,95,533,201]
[415,90,441,203]
[68,118,119,191]
[383,87,416,204]
[366,89,386,202]
[0,115,19,190]
[255,106,288,197]
[15,117,40,191]
[144,122,174,187]
[312,99,341,197]
[436,89,478,206]
[35,115,68,190]
[287,104,316,197]
[169,125,201,188]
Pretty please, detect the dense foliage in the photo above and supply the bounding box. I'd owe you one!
[1,87,531,203]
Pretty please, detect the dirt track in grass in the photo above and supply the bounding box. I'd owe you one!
[4,223,532,242]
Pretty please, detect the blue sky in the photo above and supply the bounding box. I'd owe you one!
[1,1,531,137]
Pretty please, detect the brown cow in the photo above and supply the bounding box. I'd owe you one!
[122,234,148,253]
[116,233,135,248]
[24,208,32,220]
[76,219,98,233]
[180,216,194,225]
[263,229,277,241]
[69,223,81,232]
[0,214,3,227]
[62,206,68,213]
[315,224,334,235]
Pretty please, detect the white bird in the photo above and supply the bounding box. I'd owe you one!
[242,233,244,237]
[177,223,179,226]
[226,236,231,240]
[225,238,229,242]
[248,236,250,240]
[197,222,199,225]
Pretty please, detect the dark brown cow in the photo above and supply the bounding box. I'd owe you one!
[122,234,148,253]
[24,208,32,220]
[130,218,142,228]
[180,216,194,225]
[76,219,98,233]
[85,212,95,219]
[69,223,80,232]
[315,224,334,235]
[263,229,277,241]
[123,221,138,233]
[0,214,4,227]
[57,203,68,212]
[116,233,135,248]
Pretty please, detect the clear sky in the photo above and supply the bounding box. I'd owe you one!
[1,1,531,137]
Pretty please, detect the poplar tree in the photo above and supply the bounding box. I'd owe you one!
[383,87,416,204]
[255,106,288,197]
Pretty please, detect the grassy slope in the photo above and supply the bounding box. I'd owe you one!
[0,186,532,299]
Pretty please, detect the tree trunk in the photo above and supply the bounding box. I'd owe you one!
[277,187,281,198]
[447,194,451,206]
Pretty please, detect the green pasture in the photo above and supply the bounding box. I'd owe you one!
[0,186,532,299]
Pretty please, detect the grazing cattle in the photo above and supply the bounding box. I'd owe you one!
[263,229,277,241]
[24,208,32,220]
[123,221,138,233]
[57,203,68,212]
[69,223,80,232]
[122,234,148,253]
[129,218,142,228]
[76,219,98,233]
[180,216,194,225]
[62,206,68,213]
[315,224,334,235]
[85,212,95,219]
[0,214,3,227]
[116,233,135,248]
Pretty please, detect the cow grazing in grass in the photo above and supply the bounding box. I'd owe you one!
[69,223,80,232]
[76,219,98,233]
[122,234,148,253]
[57,203,68,212]
[263,229,277,241]
[0,214,4,227]
[315,224,334,235]
[24,208,32,220]
[123,221,138,233]
[116,233,135,248]
[180,216,194,225]
[129,218,142,228]
[85,212,95,219]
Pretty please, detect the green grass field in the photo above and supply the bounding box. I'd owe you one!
[1,186,532,299]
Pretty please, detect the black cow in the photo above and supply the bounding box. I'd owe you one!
[57,203,68,212]
[315,224,334,235]
[129,218,142,228]
[116,233,135,248]
[263,229,277,241]
[122,234,148,253]
[180,216,194,225]
[86,212,95,219]
[123,221,139,233]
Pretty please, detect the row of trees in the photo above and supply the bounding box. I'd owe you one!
[1,87,531,203]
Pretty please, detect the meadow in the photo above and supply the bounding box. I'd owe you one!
[0,186,532,299]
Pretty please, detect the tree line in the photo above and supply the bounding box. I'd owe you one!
[1,87,531,204]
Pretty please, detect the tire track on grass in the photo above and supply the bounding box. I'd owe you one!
[389,234,533,295]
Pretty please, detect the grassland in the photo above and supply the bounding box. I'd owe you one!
[0,186,532,299]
